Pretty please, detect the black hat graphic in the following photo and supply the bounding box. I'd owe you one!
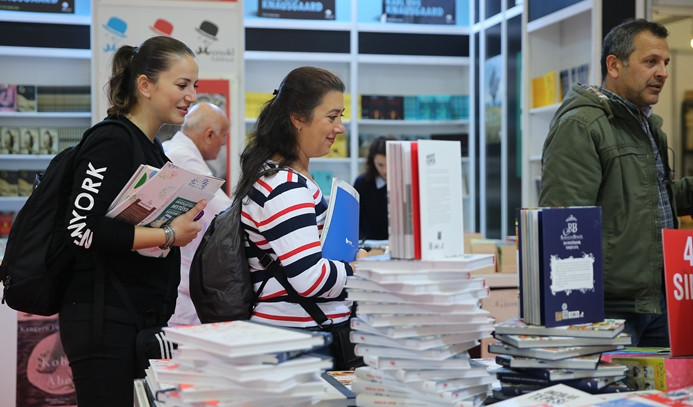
[195,20,218,41]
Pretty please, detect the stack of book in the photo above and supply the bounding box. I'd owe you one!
[489,317,631,398]
[143,320,336,406]
[346,255,497,406]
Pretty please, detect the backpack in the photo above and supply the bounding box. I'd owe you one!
[189,196,331,325]
[0,120,132,316]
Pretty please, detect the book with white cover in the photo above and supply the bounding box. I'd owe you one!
[490,383,601,407]
[351,317,493,339]
[347,285,490,305]
[494,317,626,339]
[350,331,488,351]
[394,360,491,383]
[494,332,632,348]
[355,301,479,315]
[346,275,486,294]
[352,379,489,404]
[495,354,601,370]
[487,341,624,361]
[162,320,330,358]
[356,311,490,327]
[356,254,495,282]
[362,353,472,370]
[355,341,477,361]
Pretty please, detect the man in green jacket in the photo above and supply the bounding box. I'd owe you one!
[539,18,693,347]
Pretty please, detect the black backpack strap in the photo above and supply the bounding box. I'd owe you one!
[248,238,331,328]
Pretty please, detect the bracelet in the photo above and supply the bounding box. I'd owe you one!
[159,224,175,250]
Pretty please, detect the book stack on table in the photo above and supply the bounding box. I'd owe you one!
[488,317,632,399]
[142,320,335,406]
[346,255,497,406]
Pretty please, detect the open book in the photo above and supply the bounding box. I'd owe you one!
[320,177,360,262]
[106,161,224,257]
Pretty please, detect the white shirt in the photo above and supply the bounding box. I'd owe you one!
[163,131,233,326]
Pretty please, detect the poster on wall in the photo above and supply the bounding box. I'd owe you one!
[16,314,76,406]
[0,0,74,13]
[92,0,244,187]
[257,0,336,20]
[381,0,455,25]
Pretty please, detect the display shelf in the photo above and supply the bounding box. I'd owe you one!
[0,197,28,213]
[521,0,599,208]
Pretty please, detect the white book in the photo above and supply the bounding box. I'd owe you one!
[356,254,495,282]
[494,332,632,348]
[346,275,487,294]
[347,285,490,305]
[416,140,464,260]
[356,311,490,327]
[420,374,495,393]
[355,301,479,315]
[106,161,224,227]
[395,362,490,383]
[351,331,489,351]
[352,379,489,404]
[491,383,602,407]
[162,320,330,358]
[362,353,472,370]
[355,341,477,361]
[351,317,493,339]
[192,354,333,383]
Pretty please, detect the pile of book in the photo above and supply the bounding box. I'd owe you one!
[489,317,632,399]
[346,255,497,406]
[143,320,337,406]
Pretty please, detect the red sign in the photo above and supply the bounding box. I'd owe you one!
[661,229,693,356]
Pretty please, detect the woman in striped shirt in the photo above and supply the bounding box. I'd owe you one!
[235,66,362,339]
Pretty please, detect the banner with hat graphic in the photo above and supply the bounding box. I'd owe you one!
[92,0,244,188]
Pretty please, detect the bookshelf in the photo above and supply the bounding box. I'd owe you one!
[0,13,92,214]
[244,0,475,231]
[520,0,639,207]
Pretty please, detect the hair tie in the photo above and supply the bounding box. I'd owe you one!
[273,89,278,95]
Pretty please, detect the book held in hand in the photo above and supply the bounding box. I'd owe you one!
[320,177,360,262]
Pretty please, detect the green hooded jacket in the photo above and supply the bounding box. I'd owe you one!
[539,83,693,314]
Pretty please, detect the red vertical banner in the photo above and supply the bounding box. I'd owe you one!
[16,313,76,406]
[661,228,693,357]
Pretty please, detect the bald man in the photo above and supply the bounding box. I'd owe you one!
[163,102,233,325]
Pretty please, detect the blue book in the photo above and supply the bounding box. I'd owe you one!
[321,178,360,262]
[518,206,604,328]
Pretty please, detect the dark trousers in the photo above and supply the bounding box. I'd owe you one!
[604,292,670,347]
[59,303,140,407]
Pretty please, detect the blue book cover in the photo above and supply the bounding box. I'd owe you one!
[321,178,360,262]
[539,206,603,327]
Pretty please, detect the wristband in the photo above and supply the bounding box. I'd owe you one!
[159,224,175,250]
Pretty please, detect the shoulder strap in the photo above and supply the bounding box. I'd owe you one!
[248,238,331,328]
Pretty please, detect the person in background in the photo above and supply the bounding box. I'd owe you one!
[164,102,233,326]
[234,66,366,368]
[539,19,693,346]
[59,36,206,406]
[353,135,396,241]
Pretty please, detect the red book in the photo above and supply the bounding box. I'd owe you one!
[661,228,693,356]
[410,142,421,259]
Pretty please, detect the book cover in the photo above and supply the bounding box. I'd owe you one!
[320,177,360,262]
[0,170,19,197]
[488,342,624,361]
[38,127,59,155]
[410,141,421,259]
[493,332,632,349]
[355,301,479,315]
[490,383,601,406]
[1,126,19,154]
[610,354,693,392]
[162,320,331,358]
[347,285,490,305]
[354,341,476,361]
[16,85,37,112]
[0,84,17,111]
[394,359,490,383]
[523,362,628,382]
[494,317,625,339]
[518,206,604,327]
[416,139,464,260]
[661,228,693,357]
[106,161,224,228]
[355,312,489,328]
[19,127,38,154]
[320,371,356,407]
[351,317,493,339]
